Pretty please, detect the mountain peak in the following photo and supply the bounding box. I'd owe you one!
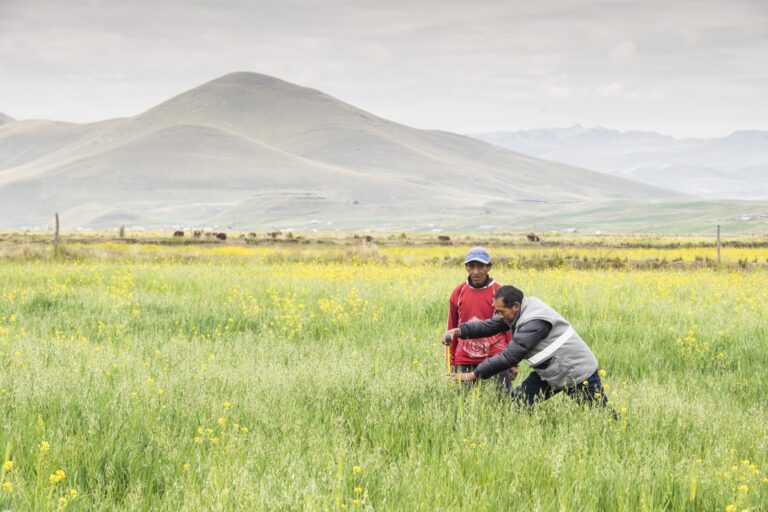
[138,71,378,140]
[143,71,335,117]
[204,71,305,90]
[0,112,15,126]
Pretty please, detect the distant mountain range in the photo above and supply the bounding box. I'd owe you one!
[470,126,768,200]
[0,74,765,233]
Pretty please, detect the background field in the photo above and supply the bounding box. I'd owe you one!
[0,236,766,510]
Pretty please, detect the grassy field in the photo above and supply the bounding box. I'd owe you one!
[0,237,767,510]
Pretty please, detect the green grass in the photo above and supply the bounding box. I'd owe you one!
[0,245,766,510]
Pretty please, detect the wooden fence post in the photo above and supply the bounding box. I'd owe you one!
[54,212,60,257]
[716,224,720,264]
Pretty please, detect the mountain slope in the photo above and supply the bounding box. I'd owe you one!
[471,126,768,199]
[0,73,685,229]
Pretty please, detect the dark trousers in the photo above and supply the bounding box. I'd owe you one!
[511,369,610,408]
[452,364,512,393]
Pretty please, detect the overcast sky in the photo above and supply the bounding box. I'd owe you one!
[1,0,766,137]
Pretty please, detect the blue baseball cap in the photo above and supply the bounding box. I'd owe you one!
[464,247,491,265]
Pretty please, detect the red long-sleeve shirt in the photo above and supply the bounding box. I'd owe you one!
[447,278,511,365]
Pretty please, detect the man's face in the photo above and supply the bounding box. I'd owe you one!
[465,261,491,286]
[493,297,520,322]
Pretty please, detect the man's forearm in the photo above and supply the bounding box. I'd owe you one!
[473,319,552,380]
[474,348,522,379]
[459,316,508,339]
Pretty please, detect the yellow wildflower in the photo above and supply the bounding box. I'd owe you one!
[217,417,226,426]
[354,486,363,494]
[40,441,50,455]
[1,481,12,493]
[598,369,607,378]
[352,466,362,474]
[725,505,735,512]
[182,463,191,471]
[59,496,68,507]
[2,460,12,471]
[738,484,748,492]
[69,488,78,499]
[223,401,232,409]
[49,469,66,484]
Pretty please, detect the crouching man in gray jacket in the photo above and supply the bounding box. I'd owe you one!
[445,284,611,409]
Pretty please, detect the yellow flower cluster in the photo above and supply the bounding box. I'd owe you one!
[718,459,765,510]
[106,266,136,306]
[674,324,710,361]
[265,286,306,338]
[226,285,262,319]
[49,469,66,484]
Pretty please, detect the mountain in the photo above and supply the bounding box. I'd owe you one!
[0,72,695,230]
[470,126,768,200]
[0,113,14,126]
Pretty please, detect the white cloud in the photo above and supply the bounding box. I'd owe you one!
[0,0,766,137]
[609,41,637,60]
[542,83,573,98]
[596,82,624,97]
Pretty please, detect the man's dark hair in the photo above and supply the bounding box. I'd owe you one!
[494,285,524,307]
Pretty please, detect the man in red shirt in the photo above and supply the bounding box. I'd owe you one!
[445,247,516,391]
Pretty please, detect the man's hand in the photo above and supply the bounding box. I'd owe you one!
[442,328,461,345]
[510,365,519,381]
[450,371,477,383]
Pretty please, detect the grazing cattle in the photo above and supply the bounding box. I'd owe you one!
[526,233,540,242]
[438,235,451,242]
[247,232,257,238]
[173,230,184,238]
[193,230,202,238]
[215,232,227,241]
[267,231,282,239]
[364,235,374,242]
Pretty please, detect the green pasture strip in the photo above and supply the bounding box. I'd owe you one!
[0,251,766,510]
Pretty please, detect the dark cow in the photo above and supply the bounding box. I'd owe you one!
[173,230,184,238]
[526,233,541,242]
[437,235,451,243]
[215,232,227,241]
[193,230,202,238]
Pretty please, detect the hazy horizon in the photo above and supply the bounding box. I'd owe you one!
[2,0,767,139]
